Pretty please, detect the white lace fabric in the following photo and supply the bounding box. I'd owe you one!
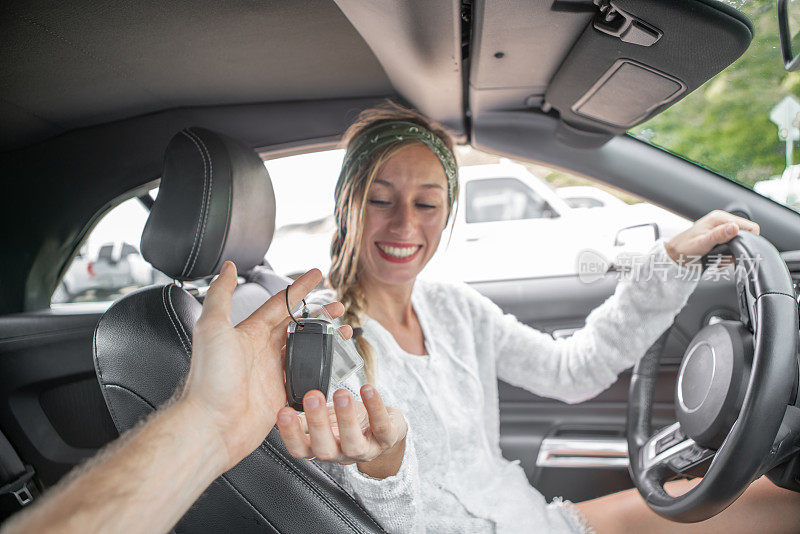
[310,240,699,533]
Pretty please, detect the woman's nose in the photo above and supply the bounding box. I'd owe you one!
[389,202,415,236]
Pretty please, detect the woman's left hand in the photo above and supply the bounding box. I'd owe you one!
[277,385,408,479]
[665,209,760,265]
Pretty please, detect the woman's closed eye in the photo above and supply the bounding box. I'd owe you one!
[367,198,441,210]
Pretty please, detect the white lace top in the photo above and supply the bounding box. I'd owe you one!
[311,240,699,533]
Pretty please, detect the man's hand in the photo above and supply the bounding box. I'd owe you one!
[178,261,345,470]
[665,210,760,265]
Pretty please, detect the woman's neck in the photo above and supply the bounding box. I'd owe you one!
[360,276,416,327]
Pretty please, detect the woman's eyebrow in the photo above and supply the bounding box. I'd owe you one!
[373,179,443,189]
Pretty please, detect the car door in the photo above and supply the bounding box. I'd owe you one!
[0,194,164,502]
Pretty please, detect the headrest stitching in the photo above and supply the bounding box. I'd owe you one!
[161,285,190,358]
[178,130,209,278]
[184,129,215,278]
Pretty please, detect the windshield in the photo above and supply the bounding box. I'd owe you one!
[629,0,800,212]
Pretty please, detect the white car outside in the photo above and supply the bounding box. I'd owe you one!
[557,185,691,242]
[422,162,647,282]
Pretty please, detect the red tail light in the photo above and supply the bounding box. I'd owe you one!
[87,262,95,277]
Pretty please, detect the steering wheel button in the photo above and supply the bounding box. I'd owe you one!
[654,429,684,454]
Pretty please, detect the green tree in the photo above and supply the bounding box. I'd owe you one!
[630,0,798,189]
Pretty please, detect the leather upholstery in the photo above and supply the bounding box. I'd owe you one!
[141,127,276,281]
[94,128,386,532]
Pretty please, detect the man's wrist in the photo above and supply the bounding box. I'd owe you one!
[167,399,231,476]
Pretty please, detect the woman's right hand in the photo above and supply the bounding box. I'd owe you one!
[277,385,408,479]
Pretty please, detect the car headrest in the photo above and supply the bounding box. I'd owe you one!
[141,127,275,281]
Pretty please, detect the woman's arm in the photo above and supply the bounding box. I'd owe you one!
[486,239,696,403]
[482,211,760,403]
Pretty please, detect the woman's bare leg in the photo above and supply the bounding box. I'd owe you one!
[574,476,800,534]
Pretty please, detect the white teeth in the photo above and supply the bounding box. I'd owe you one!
[377,244,419,258]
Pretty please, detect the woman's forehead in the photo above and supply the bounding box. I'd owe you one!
[375,144,447,188]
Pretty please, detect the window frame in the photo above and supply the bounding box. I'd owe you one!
[50,179,160,309]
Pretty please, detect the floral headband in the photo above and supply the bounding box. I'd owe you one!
[334,120,458,213]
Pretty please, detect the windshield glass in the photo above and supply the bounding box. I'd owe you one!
[629,0,800,212]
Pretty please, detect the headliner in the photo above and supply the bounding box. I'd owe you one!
[0,0,393,151]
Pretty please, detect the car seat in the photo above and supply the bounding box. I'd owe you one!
[93,127,386,533]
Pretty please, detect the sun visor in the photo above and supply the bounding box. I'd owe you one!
[545,0,753,148]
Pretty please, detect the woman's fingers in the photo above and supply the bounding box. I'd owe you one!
[338,325,353,340]
[333,390,370,462]
[303,390,340,461]
[276,407,312,459]
[361,385,395,450]
[322,301,345,320]
[707,221,739,247]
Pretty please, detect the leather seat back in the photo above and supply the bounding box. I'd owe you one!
[93,127,386,533]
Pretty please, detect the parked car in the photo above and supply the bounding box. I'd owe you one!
[53,241,170,303]
[557,185,692,242]
[557,185,628,209]
[754,165,800,210]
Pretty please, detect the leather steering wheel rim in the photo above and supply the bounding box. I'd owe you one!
[626,232,798,522]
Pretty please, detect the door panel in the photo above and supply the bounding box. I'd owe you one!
[471,272,738,502]
[0,308,117,487]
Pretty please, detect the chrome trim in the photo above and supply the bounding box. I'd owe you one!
[536,437,629,468]
[551,328,580,340]
[641,422,697,471]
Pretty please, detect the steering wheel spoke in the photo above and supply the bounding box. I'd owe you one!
[641,423,715,478]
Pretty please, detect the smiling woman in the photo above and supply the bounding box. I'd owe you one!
[327,104,457,383]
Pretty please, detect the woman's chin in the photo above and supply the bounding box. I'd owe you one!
[367,259,426,286]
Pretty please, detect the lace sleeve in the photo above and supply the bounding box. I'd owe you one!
[476,239,699,403]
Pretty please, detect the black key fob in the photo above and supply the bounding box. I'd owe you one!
[285,318,334,411]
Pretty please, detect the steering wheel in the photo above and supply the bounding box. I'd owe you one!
[627,231,800,522]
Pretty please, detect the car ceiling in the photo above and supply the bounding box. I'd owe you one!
[0,0,395,151]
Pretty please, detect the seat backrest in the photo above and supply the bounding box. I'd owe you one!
[93,127,386,533]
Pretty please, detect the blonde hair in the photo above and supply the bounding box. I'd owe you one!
[328,102,456,383]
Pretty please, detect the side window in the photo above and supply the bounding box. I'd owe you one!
[51,191,170,306]
[465,178,553,223]
[264,149,343,279]
[563,196,604,209]
[260,146,693,285]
